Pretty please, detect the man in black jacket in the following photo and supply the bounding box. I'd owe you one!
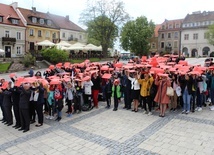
[18,83,31,133]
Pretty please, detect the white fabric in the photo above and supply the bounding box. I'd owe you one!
[33,92,39,101]
[83,81,93,95]
[175,86,182,97]
[128,77,140,90]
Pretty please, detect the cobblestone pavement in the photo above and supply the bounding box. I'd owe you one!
[0,100,214,155]
[0,57,213,155]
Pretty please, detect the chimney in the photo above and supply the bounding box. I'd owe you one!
[11,2,18,9]
[32,7,36,13]
[66,15,69,20]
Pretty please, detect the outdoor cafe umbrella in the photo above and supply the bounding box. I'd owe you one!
[0,49,4,56]
[56,41,71,50]
[35,40,55,46]
[67,42,86,50]
[83,43,99,51]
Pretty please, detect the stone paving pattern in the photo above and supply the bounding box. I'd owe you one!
[0,100,214,155]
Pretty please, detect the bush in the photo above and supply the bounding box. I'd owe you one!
[41,47,69,64]
[23,54,35,67]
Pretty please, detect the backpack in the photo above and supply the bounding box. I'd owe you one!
[149,82,157,96]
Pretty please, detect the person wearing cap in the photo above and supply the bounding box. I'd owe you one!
[54,84,64,121]
[138,73,154,115]
[2,81,13,126]
[154,74,171,117]
[75,80,84,113]
[112,79,121,111]
[18,82,31,133]
[64,82,75,117]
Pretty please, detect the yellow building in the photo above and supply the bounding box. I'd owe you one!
[14,4,60,54]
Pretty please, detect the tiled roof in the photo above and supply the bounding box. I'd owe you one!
[161,19,183,25]
[0,3,24,27]
[48,13,85,32]
[18,7,58,29]
[183,11,214,23]
[154,24,161,37]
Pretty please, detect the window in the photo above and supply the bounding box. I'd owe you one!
[161,33,164,39]
[79,35,82,40]
[162,25,165,30]
[168,42,171,47]
[39,19,44,25]
[161,42,165,48]
[176,24,179,28]
[17,32,21,40]
[47,20,52,26]
[204,33,210,39]
[17,46,21,55]
[29,29,34,36]
[53,33,56,39]
[193,33,198,40]
[32,17,37,23]
[46,31,50,38]
[62,32,66,38]
[174,32,178,39]
[151,43,156,48]
[168,33,171,39]
[174,41,178,48]
[12,19,19,24]
[169,24,172,29]
[184,34,189,40]
[38,30,42,37]
[5,30,10,37]
[0,17,2,22]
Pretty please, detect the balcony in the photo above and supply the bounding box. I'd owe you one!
[2,37,16,46]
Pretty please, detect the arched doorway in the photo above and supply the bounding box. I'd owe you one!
[203,46,210,56]
[182,47,188,56]
[191,49,197,57]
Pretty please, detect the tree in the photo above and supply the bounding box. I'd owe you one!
[41,47,69,64]
[206,24,214,45]
[120,16,155,56]
[80,0,129,57]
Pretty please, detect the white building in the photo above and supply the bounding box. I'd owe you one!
[0,3,26,58]
[181,11,214,57]
[48,14,87,44]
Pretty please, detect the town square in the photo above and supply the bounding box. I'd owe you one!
[1,0,214,155]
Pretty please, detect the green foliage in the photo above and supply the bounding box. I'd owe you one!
[80,0,129,56]
[23,54,35,67]
[206,24,214,45]
[71,58,100,63]
[0,63,11,72]
[41,47,69,64]
[120,16,155,56]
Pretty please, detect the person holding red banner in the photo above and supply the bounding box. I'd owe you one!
[154,74,171,117]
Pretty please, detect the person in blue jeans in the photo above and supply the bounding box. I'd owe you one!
[179,74,193,114]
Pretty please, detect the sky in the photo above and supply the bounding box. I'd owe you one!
[1,0,214,50]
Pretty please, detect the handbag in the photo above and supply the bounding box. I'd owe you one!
[166,87,174,96]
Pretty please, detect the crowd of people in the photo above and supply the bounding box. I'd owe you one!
[0,55,213,133]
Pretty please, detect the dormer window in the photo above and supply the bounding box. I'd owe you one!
[12,19,19,24]
[32,17,37,23]
[47,20,52,26]
[40,19,44,25]
[0,17,3,22]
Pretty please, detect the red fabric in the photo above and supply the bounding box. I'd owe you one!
[92,90,99,107]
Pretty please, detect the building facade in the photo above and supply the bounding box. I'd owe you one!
[149,24,161,53]
[158,19,183,54]
[181,11,214,57]
[0,3,26,58]
[12,2,60,54]
[48,14,87,44]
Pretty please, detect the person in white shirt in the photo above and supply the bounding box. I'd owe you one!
[83,77,94,109]
[128,71,140,112]
[65,82,75,117]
